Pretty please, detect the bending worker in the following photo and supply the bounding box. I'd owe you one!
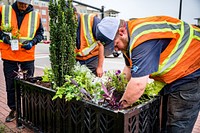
[75,12,105,77]
[66,2,113,77]
[95,16,200,133]
[0,0,44,122]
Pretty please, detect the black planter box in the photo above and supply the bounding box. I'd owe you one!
[15,79,161,133]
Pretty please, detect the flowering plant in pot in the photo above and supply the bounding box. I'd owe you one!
[48,65,161,110]
[0,23,13,38]
[0,23,13,32]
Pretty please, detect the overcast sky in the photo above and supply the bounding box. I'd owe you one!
[75,0,200,24]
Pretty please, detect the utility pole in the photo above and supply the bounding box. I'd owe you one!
[179,0,182,19]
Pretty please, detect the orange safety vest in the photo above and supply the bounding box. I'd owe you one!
[126,16,200,84]
[0,5,40,61]
[75,14,99,60]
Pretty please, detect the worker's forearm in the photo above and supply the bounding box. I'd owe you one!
[96,42,104,77]
[97,43,104,68]
[120,76,149,108]
[122,81,145,104]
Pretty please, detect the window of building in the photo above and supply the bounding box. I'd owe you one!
[42,18,47,23]
[35,9,39,12]
[42,2,46,6]
[41,10,46,15]
[34,1,38,5]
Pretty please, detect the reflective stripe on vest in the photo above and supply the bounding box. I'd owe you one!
[155,23,191,76]
[2,5,12,27]
[2,5,38,43]
[129,21,199,77]
[129,21,181,54]
[193,28,200,40]
[76,14,97,56]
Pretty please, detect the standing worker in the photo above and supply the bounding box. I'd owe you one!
[0,0,44,122]
[96,16,200,133]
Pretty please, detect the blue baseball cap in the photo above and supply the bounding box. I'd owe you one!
[96,17,120,56]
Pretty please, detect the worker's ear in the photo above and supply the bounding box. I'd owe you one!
[118,26,127,36]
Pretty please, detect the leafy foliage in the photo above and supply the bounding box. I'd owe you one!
[52,63,103,103]
[101,70,162,109]
[98,70,127,109]
[143,80,165,96]
[12,30,20,39]
[45,66,161,110]
[103,70,127,92]
[49,0,77,88]
[42,67,53,82]
[0,23,13,32]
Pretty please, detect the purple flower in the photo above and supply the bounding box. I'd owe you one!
[115,70,121,75]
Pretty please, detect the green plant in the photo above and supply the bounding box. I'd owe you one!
[42,67,53,81]
[143,80,164,96]
[53,63,103,103]
[0,124,5,133]
[0,23,13,32]
[103,70,128,92]
[48,65,161,109]
[12,30,20,39]
[49,0,77,88]
[102,70,162,108]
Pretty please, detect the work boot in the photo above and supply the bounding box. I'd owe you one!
[5,109,16,122]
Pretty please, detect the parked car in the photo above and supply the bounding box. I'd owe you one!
[112,50,121,57]
[43,40,51,44]
[105,50,121,58]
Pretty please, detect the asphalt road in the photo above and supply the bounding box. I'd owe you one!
[35,43,125,71]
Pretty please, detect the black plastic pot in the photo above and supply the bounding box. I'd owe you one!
[15,78,161,133]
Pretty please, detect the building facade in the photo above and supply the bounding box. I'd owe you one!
[32,0,49,41]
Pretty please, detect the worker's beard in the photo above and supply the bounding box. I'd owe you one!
[120,38,129,52]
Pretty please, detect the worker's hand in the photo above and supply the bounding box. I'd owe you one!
[119,95,133,109]
[96,67,103,77]
[22,41,33,50]
[2,33,11,45]
[119,76,148,109]
[119,99,131,109]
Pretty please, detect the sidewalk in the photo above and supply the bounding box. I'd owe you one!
[0,60,200,132]
[0,61,43,133]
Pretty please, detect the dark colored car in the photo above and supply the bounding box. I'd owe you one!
[105,50,121,58]
[112,50,121,57]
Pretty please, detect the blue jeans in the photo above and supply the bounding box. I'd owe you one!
[76,56,98,75]
[3,60,34,110]
[161,78,200,133]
